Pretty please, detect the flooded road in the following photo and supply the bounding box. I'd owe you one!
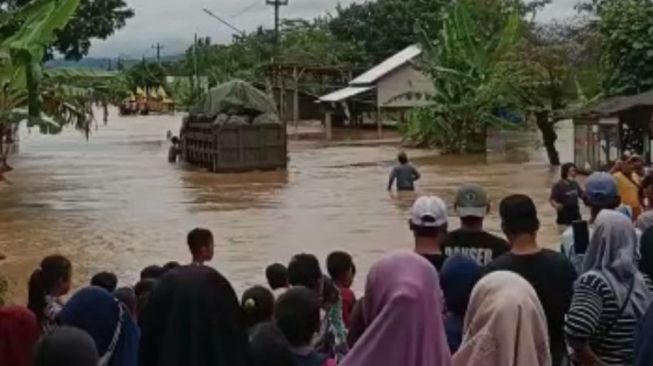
[0,111,574,303]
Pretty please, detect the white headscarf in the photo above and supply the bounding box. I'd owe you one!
[583,210,653,317]
[453,271,551,366]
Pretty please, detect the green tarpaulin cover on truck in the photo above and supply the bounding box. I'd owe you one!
[190,80,278,117]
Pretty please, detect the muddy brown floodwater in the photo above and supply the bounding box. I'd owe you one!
[0,110,575,303]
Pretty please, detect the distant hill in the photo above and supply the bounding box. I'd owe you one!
[45,54,184,70]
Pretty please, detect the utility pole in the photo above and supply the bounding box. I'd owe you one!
[193,33,199,93]
[265,0,288,47]
[152,42,164,65]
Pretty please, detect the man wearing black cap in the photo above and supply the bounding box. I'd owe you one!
[442,184,509,266]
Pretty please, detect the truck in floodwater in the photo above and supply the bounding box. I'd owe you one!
[178,80,287,172]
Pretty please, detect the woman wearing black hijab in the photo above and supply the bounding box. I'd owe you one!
[139,265,250,366]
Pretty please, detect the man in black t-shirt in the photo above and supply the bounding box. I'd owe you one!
[486,194,577,366]
[409,195,449,271]
[442,183,509,266]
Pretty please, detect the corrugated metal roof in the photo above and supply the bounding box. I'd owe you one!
[318,86,374,102]
[349,45,422,86]
[578,89,653,117]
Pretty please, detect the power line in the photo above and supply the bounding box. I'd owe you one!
[231,0,262,18]
[202,8,245,36]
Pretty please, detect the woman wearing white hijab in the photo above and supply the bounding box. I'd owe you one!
[453,271,551,366]
[565,210,653,365]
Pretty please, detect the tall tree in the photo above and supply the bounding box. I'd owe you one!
[328,0,449,65]
[521,19,601,165]
[0,0,134,60]
[595,0,653,95]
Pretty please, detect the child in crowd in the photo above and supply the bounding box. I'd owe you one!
[33,326,100,366]
[0,306,40,366]
[139,265,163,280]
[266,263,289,298]
[187,227,214,266]
[241,285,275,338]
[90,271,118,292]
[326,251,356,328]
[276,287,336,366]
[162,261,180,273]
[27,255,72,333]
[134,278,157,327]
[114,287,138,321]
[288,254,348,361]
[439,255,481,353]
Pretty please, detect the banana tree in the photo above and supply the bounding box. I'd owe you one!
[1,0,82,124]
[404,2,531,153]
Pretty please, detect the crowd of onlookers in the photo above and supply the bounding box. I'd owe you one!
[3,156,653,365]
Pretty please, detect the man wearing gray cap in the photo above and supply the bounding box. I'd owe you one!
[442,183,509,266]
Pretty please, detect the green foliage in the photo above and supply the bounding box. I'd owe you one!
[126,60,167,89]
[0,0,134,60]
[597,0,653,96]
[0,0,122,136]
[403,2,528,153]
[328,0,449,65]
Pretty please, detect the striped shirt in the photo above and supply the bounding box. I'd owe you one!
[565,272,651,365]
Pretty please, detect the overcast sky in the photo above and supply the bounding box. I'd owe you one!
[88,0,579,58]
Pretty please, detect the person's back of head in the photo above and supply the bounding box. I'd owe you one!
[140,265,164,280]
[90,271,118,292]
[499,194,540,239]
[242,285,275,329]
[275,287,321,348]
[398,152,409,165]
[287,254,323,292]
[440,255,481,317]
[409,196,448,242]
[326,251,355,288]
[187,227,214,263]
[113,287,138,319]
[250,322,293,366]
[162,261,180,273]
[266,263,289,290]
[455,184,490,230]
[585,172,621,220]
[561,162,577,180]
[34,326,99,366]
[28,255,72,326]
[0,306,39,366]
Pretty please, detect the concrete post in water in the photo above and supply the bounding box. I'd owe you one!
[377,105,383,139]
[293,66,299,132]
[325,111,333,141]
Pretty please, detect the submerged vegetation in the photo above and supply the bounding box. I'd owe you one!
[2,0,653,165]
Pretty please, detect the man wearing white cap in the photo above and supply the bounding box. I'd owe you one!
[409,195,448,271]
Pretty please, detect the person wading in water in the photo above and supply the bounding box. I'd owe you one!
[388,152,421,192]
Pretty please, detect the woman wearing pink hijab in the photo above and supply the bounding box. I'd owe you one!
[453,271,551,366]
[340,251,452,366]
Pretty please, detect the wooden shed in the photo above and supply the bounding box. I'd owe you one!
[573,89,653,171]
